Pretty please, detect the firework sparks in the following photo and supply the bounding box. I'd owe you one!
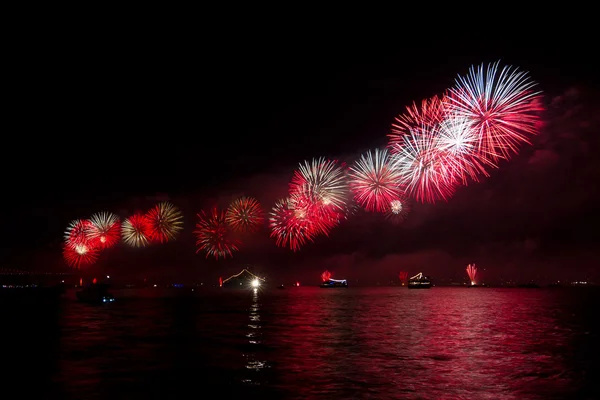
[289,157,349,213]
[399,271,408,285]
[226,196,264,232]
[391,128,459,203]
[446,61,543,161]
[349,148,404,212]
[389,95,446,147]
[385,197,410,224]
[146,201,184,243]
[63,243,99,268]
[64,219,94,249]
[86,212,120,248]
[269,198,315,251]
[121,214,151,247]
[194,208,239,259]
[321,270,332,282]
[466,263,477,285]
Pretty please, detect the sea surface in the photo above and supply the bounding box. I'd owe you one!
[3,286,599,399]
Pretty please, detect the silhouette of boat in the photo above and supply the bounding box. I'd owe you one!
[408,272,432,289]
[76,283,115,303]
[320,278,348,288]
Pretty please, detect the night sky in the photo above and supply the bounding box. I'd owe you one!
[5,35,599,284]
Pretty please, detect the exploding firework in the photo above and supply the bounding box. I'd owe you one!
[389,95,446,147]
[289,157,349,212]
[269,198,315,251]
[466,263,477,285]
[86,212,120,248]
[349,148,404,212]
[391,128,459,203]
[446,61,543,161]
[321,270,331,282]
[385,197,411,224]
[146,201,184,243]
[64,219,94,249]
[435,114,495,183]
[226,196,264,232]
[121,214,151,247]
[194,208,239,259]
[63,243,99,268]
[399,271,408,285]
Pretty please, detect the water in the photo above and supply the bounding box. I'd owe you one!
[4,287,599,399]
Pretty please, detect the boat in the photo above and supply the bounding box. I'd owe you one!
[320,278,348,288]
[277,284,285,289]
[407,272,432,289]
[76,283,115,303]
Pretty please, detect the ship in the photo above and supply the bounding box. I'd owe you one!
[407,272,432,289]
[220,269,266,289]
[319,278,348,288]
[76,283,115,303]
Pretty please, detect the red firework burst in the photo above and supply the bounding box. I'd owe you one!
[389,95,447,147]
[269,198,315,251]
[194,208,239,260]
[63,243,99,268]
[121,214,152,247]
[86,212,120,249]
[145,201,184,243]
[321,270,331,282]
[288,193,342,237]
[225,196,264,232]
[64,219,95,249]
[349,148,404,212]
[446,61,544,161]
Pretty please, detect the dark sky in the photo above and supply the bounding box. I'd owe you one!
[4,34,599,284]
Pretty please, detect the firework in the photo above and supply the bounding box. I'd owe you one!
[146,201,183,243]
[86,212,120,248]
[226,196,264,232]
[349,148,404,212]
[389,95,446,147]
[63,243,99,268]
[391,128,458,203]
[466,263,477,285]
[269,198,315,251]
[194,208,239,259]
[385,197,411,224]
[121,214,151,247]
[64,219,94,249]
[321,270,332,282]
[399,271,408,285]
[435,114,495,183]
[289,157,349,212]
[446,61,543,161]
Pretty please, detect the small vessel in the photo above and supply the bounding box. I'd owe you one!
[320,278,348,288]
[76,283,115,303]
[407,272,432,289]
[277,284,285,289]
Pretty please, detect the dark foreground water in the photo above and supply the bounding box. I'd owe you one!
[3,287,600,399]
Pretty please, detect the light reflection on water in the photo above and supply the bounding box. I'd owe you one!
[3,287,599,399]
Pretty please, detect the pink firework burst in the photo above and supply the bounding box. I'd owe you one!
[194,208,239,260]
[391,127,460,203]
[446,61,544,161]
[321,270,332,282]
[435,114,496,184]
[63,243,99,268]
[289,157,349,213]
[348,148,404,212]
[269,198,315,252]
[389,95,447,147]
[226,196,264,232]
